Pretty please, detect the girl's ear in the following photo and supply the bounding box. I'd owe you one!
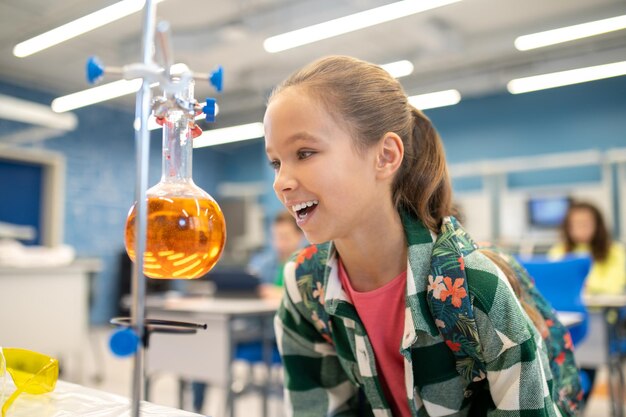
[375,132,404,180]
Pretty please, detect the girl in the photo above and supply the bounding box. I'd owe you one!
[548,201,626,404]
[549,201,626,295]
[264,55,578,417]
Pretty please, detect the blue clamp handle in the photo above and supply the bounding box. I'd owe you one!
[203,98,217,123]
[209,66,223,92]
[86,56,105,84]
[109,328,140,357]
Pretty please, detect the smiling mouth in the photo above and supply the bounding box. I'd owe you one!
[292,200,319,220]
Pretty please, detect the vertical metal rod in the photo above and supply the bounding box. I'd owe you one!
[618,163,626,241]
[131,0,157,416]
[601,160,616,236]
[155,21,174,74]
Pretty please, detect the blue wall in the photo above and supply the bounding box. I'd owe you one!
[1,74,625,323]
[202,139,283,216]
[428,75,626,163]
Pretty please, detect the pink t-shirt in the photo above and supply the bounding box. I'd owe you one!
[338,259,410,417]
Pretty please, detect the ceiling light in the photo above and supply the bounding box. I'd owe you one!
[380,60,414,78]
[407,89,461,110]
[263,0,461,53]
[507,61,626,94]
[515,14,626,51]
[193,123,264,148]
[0,94,77,130]
[51,79,162,112]
[13,0,166,58]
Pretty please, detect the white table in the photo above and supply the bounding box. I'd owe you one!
[0,379,204,417]
[0,259,101,382]
[143,295,280,417]
[142,300,587,416]
[556,311,585,328]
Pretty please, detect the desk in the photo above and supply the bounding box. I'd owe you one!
[143,295,280,417]
[582,294,626,417]
[0,259,101,381]
[1,379,203,416]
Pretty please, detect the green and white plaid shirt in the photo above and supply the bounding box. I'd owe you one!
[275,214,562,417]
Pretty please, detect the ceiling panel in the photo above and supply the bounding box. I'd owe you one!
[0,0,624,123]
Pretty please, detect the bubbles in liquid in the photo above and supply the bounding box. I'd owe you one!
[125,196,226,279]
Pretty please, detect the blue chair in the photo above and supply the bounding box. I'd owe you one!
[235,341,281,365]
[517,255,591,345]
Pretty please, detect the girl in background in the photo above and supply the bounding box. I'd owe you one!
[549,201,626,295]
[549,200,626,404]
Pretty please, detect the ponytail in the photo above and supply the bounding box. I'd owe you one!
[393,107,452,231]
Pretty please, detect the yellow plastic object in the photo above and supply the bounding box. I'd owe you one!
[0,347,58,417]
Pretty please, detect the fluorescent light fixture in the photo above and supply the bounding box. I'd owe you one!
[515,14,626,51]
[0,94,77,130]
[264,0,460,53]
[380,60,414,78]
[52,79,158,112]
[507,61,626,94]
[193,122,264,148]
[14,0,166,57]
[407,89,461,110]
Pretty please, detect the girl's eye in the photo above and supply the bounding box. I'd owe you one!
[297,150,314,160]
[269,160,281,170]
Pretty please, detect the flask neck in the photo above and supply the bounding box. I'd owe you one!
[162,112,193,182]
[161,80,195,183]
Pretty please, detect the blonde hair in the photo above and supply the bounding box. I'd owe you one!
[268,55,452,231]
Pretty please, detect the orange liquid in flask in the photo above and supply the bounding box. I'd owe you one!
[125,195,226,279]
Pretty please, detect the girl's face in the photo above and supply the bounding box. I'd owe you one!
[568,208,596,244]
[264,88,383,244]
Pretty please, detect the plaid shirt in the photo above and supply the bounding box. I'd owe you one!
[275,214,562,417]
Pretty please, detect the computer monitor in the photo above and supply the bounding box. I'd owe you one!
[527,196,571,228]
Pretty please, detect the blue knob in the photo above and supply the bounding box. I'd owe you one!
[109,328,139,357]
[86,56,105,84]
[203,98,217,123]
[209,66,223,92]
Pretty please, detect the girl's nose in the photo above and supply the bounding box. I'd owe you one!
[273,166,297,195]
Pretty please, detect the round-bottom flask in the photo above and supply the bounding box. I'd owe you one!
[125,82,226,279]
[125,186,225,279]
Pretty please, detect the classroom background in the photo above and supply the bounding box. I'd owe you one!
[1,0,625,416]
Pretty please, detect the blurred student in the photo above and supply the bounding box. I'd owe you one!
[548,200,626,404]
[548,201,626,295]
[248,210,305,297]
